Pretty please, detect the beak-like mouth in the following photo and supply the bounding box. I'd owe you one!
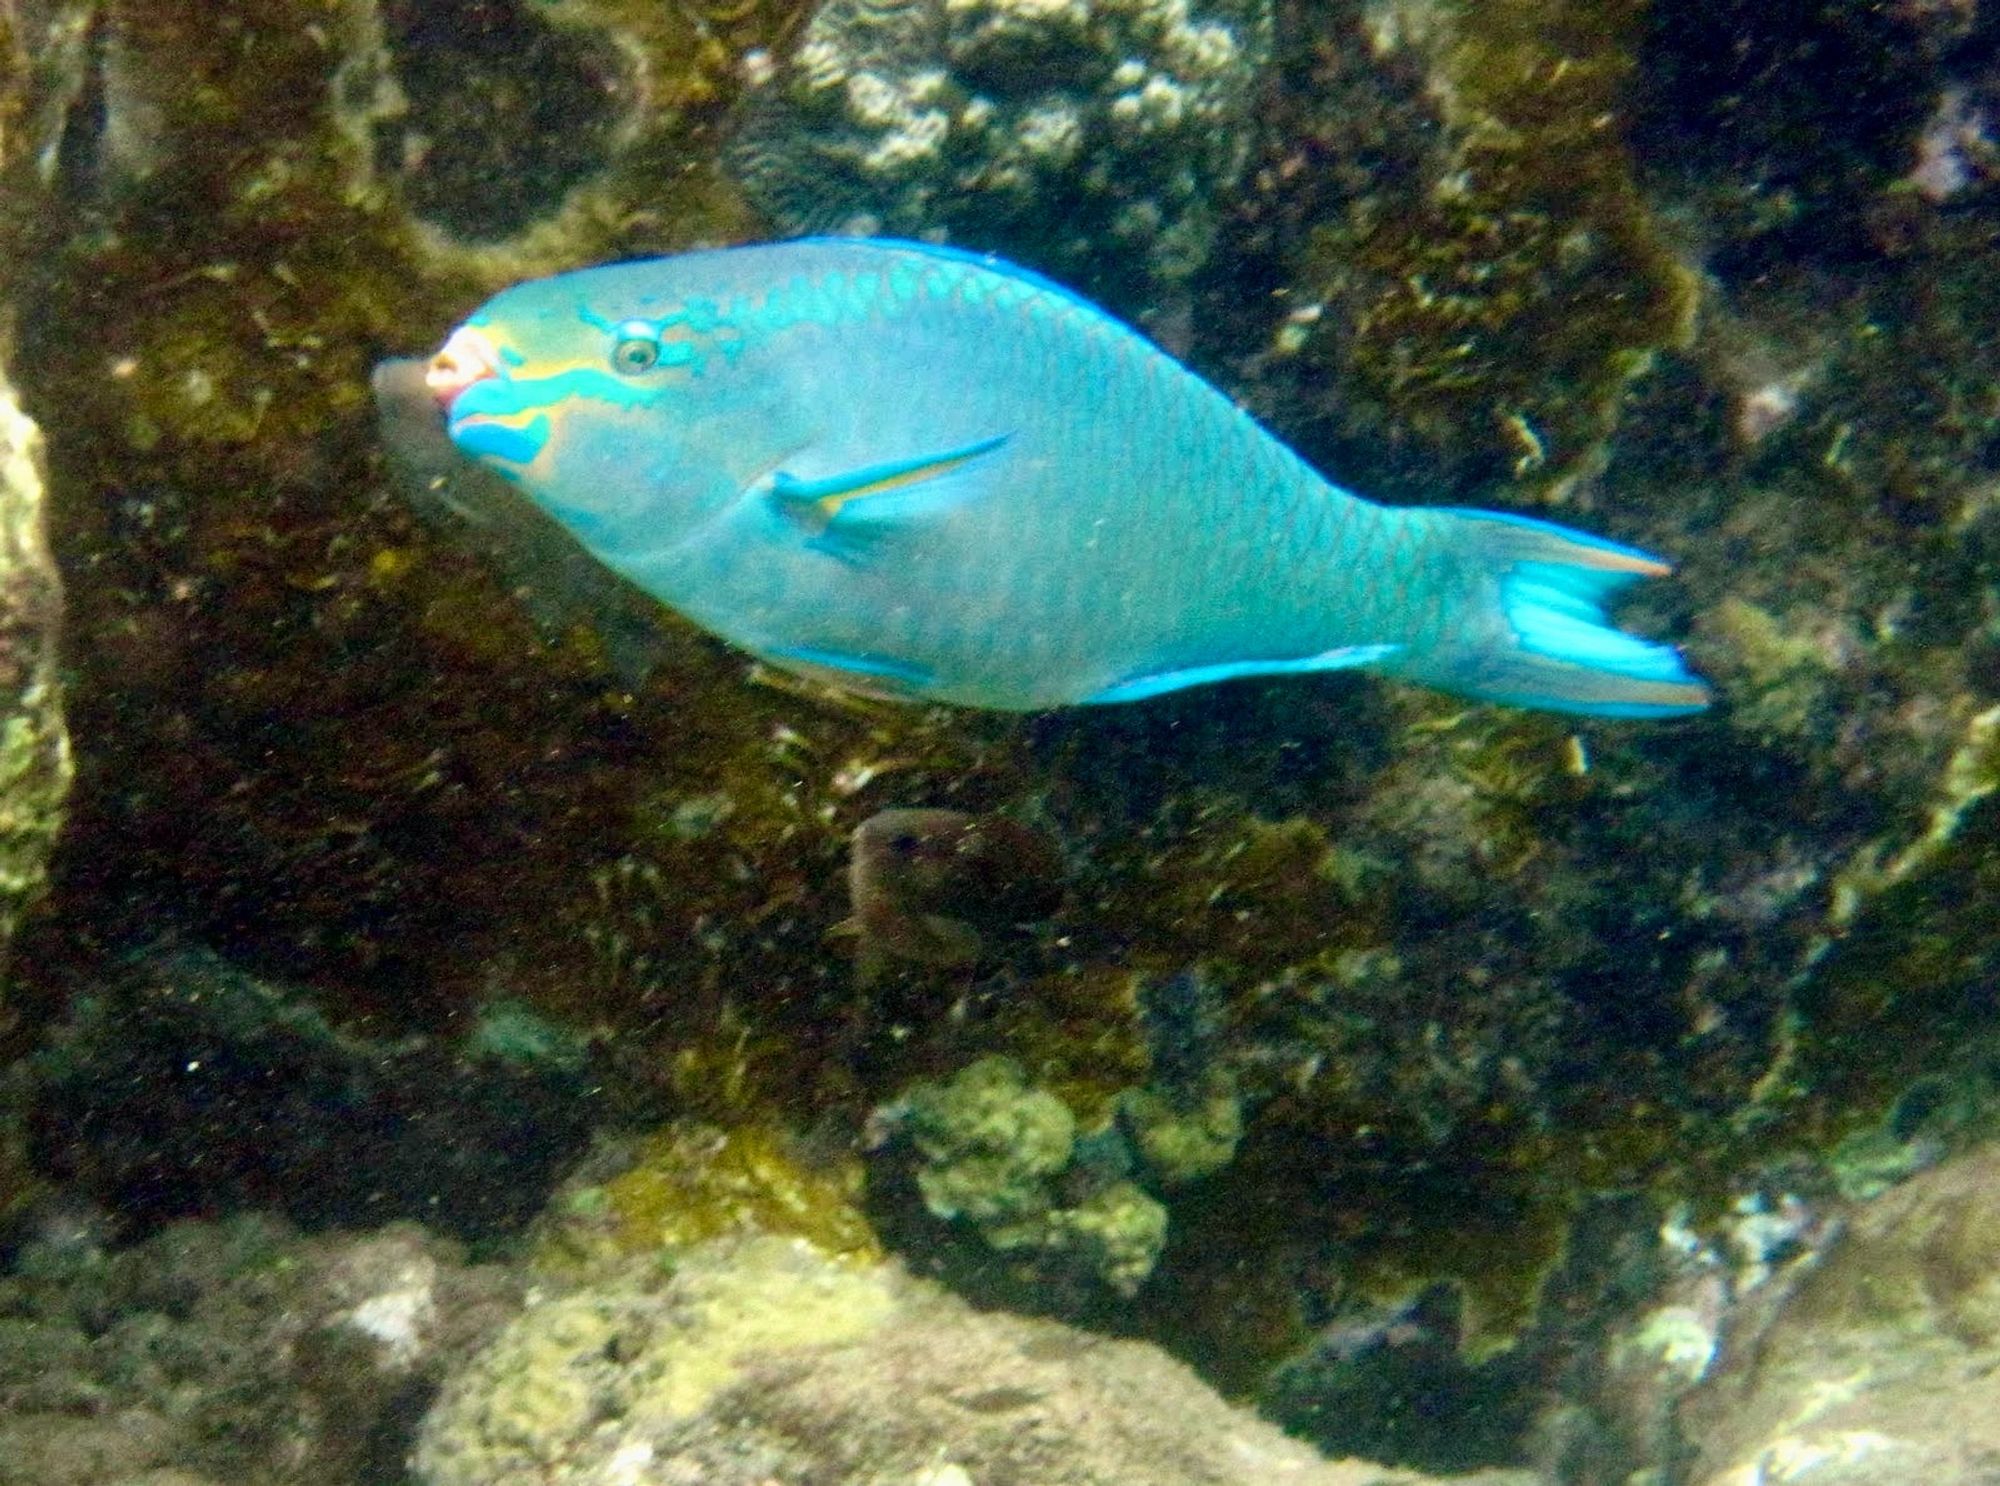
[426,326,502,409]
[427,326,552,467]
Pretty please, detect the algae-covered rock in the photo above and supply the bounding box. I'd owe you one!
[533,1120,881,1274]
[0,1212,520,1486]
[414,1233,1536,1486]
[28,948,599,1238]
[1116,967,1246,1184]
[1630,0,1940,277]
[1255,0,1695,492]
[0,355,69,1013]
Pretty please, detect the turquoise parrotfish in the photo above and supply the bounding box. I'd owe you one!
[422,237,1709,717]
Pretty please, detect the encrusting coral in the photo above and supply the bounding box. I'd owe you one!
[729,0,1275,307]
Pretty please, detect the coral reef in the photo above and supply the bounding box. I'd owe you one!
[414,1232,1537,1486]
[0,0,1996,1475]
[728,0,1274,307]
[361,0,789,272]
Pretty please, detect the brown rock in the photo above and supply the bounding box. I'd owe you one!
[1683,1141,2000,1485]
[417,1235,1536,1486]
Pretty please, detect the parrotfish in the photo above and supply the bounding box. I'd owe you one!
[420,238,1709,717]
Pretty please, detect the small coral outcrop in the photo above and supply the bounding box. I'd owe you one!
[879,1054,1169,1297]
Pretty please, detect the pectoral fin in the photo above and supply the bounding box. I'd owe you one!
[768,433,1010,563]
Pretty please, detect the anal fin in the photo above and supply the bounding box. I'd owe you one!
[1086,644,1402,705]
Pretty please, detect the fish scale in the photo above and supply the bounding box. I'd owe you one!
[420,237,1709,718]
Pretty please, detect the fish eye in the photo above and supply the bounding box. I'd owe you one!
[610,325,660,375]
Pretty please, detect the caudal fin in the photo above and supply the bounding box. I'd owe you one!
[1405,508,1710,719]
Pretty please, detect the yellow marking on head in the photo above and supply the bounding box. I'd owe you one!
[503,355,604,383]
[469,406,552,432]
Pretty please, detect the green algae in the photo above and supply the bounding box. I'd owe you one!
[1788,705,2000,1141]
[1300,0,1696,489]
[895,1055,1078,1227]
[1118,1074,1244,1187]
[536,1122,881,1273]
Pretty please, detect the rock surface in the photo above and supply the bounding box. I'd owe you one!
[415,1234,1534,1486]
[1680,1141,2000,1485]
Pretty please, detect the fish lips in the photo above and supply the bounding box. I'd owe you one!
[426,325,501,404]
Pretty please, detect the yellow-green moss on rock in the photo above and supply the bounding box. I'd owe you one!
[536,1122,881,1274]
[0,358,70,1018]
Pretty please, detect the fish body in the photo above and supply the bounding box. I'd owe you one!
[424,238,1708,717]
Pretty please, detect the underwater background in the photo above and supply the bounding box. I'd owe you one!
[0,0,1994,1482]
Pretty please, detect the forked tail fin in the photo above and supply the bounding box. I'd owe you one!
[1401,508,1710,719]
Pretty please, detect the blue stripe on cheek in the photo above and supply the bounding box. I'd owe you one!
[452,413,551,464]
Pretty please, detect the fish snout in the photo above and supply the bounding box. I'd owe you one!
[425,326,503,408]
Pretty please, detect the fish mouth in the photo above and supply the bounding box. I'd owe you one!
[424,325,553,466]
[426,326,503,410]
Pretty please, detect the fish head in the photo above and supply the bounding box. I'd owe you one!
[425,262,791,559]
